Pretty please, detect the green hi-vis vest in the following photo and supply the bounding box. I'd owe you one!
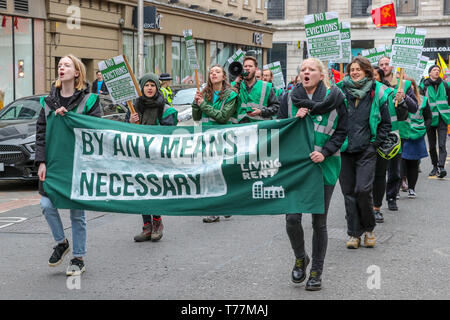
[394,79,412,139]
[157,104,178,126]
[232,79,272,122]
[40,93,98,119]
[161,87,173,107]
[275,87,284,98]
[200,90,239,125]
[419,81,450,126]
[287,89,341,186]
[408,96,427,140]
[336,81,392,152]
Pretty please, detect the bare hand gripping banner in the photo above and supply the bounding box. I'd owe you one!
[44,114,325,215]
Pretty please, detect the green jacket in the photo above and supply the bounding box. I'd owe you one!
[419,80,450,126]
[161,86,174,107]
[192,88,239,125]
[393,79,412,139]
[232,79,273,122]
[408,96,428,140]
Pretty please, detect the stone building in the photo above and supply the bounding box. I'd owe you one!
[267,0,450,83]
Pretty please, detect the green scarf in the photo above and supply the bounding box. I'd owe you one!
[342,76,373,99]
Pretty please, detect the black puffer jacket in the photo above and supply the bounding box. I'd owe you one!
[35,84,101,196]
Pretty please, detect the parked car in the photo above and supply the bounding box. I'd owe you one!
[0,94,128,181]
[172,87,196,125]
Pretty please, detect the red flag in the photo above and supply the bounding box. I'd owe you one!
[371,3,397,28]
[331,69,341,83]
[2,16,6,28]
[14,17,18,29]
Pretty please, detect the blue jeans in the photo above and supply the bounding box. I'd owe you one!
[40,196,86,258]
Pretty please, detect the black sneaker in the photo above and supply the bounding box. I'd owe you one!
[387,198,398,211]
[429,166,438,176]
[437,168,447,179]
[48,240,70,267]
[305,270,322,291]
[291,255,310,283]
[66,258,86,276]
[373,210,384,223]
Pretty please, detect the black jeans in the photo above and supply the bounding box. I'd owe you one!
[427,116,448,168]
[285,185,335,272]
[340,146,377,238]
[142,215,161,224]
[372,154,389,208]
[386,153,402,201]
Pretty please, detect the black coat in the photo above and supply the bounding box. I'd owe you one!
[35,86,101,196]
[91,79,109,94]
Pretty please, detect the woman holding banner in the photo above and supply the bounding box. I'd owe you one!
[36,54,102,276]
[128,73,178,242]
[336,56,392,249]
[277,58,348,291]
[192,64,240,223]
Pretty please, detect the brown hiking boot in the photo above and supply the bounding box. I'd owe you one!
[151,218,164,242]
[346,236,361,249]
[134,223,152,242]
[364,231,376,248]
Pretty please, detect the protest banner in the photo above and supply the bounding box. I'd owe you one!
[263,61,286,89]
[43,114,325,216]
[304,12,341,61]
[404,55,429,84]
[98,55,142,123]
[183,29,200,90]
[227,49,246,66]
[333,22,352,65]
[390,26,426,70]
[362,45,387,66]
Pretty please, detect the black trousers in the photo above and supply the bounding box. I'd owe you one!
[340,146,377,238]
[427,116,448,168]
[285,185,335,272]
[402,159,419,190]
[372,154,389,208]
[386,153,402,201]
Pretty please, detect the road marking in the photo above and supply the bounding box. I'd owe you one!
[0,195,40,214]
[0,217,27,229]
[428,176,450,181]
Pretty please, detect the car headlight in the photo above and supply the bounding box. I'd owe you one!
[24,142,36,153]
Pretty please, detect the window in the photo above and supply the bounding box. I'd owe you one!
[122,32,165,76]
[308,0,327,14]
[267,0,285,20]
[244,0,249,6]
[0,0,7,9]
[14,0,28,12]
[172,37,206,85]
[351,0,372,17]
[396,0,417,16]
[267,43,287,84]
[257,0,262,10]
[445,0,450,15]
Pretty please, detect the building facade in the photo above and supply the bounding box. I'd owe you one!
[0,0,273,105]
[267,0,450,83]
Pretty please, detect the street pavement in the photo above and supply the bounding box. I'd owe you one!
[1,145,450,300]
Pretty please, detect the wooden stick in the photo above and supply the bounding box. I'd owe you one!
[194,69,200,91]
[126,101,139,124]
[395,68,405,108]
[340,63,344,80]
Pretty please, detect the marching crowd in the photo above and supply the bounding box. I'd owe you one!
[36,53,450,291]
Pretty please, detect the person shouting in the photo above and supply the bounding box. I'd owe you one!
[278,58,348,291]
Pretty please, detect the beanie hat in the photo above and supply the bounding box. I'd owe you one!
[428,64,441,74]
[139,73,161,92]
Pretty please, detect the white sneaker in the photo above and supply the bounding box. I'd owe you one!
[408,189,416,198]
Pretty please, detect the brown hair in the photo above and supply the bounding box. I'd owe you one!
[346,56,374,80]
[404,75,421,105]
[243,56,258,68]
[55,54,86,91]
[202,64,236,102]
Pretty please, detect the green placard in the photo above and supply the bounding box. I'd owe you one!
[304,12,341,61]
[390,26,427,69]
[263,61,285,89]
[183,29,199,70]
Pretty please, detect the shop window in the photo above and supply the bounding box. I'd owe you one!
[267,0,285,20]
[396,0,417,16]
[308,0,327,14]
[351,0,372,17]
[14,0,28,12]
[240,45,263,68]
[445,0,450,15]
[267,43,287,84]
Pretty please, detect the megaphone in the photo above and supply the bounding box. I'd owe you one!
[228,61,249,78]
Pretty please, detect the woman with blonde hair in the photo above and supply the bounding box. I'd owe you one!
[277,58,348,290]
[192,64,240,223]
[36,54,101,276]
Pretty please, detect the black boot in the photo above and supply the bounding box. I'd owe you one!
[291,255,310,283]
[305,270,322,291]
[437,167,447,179]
